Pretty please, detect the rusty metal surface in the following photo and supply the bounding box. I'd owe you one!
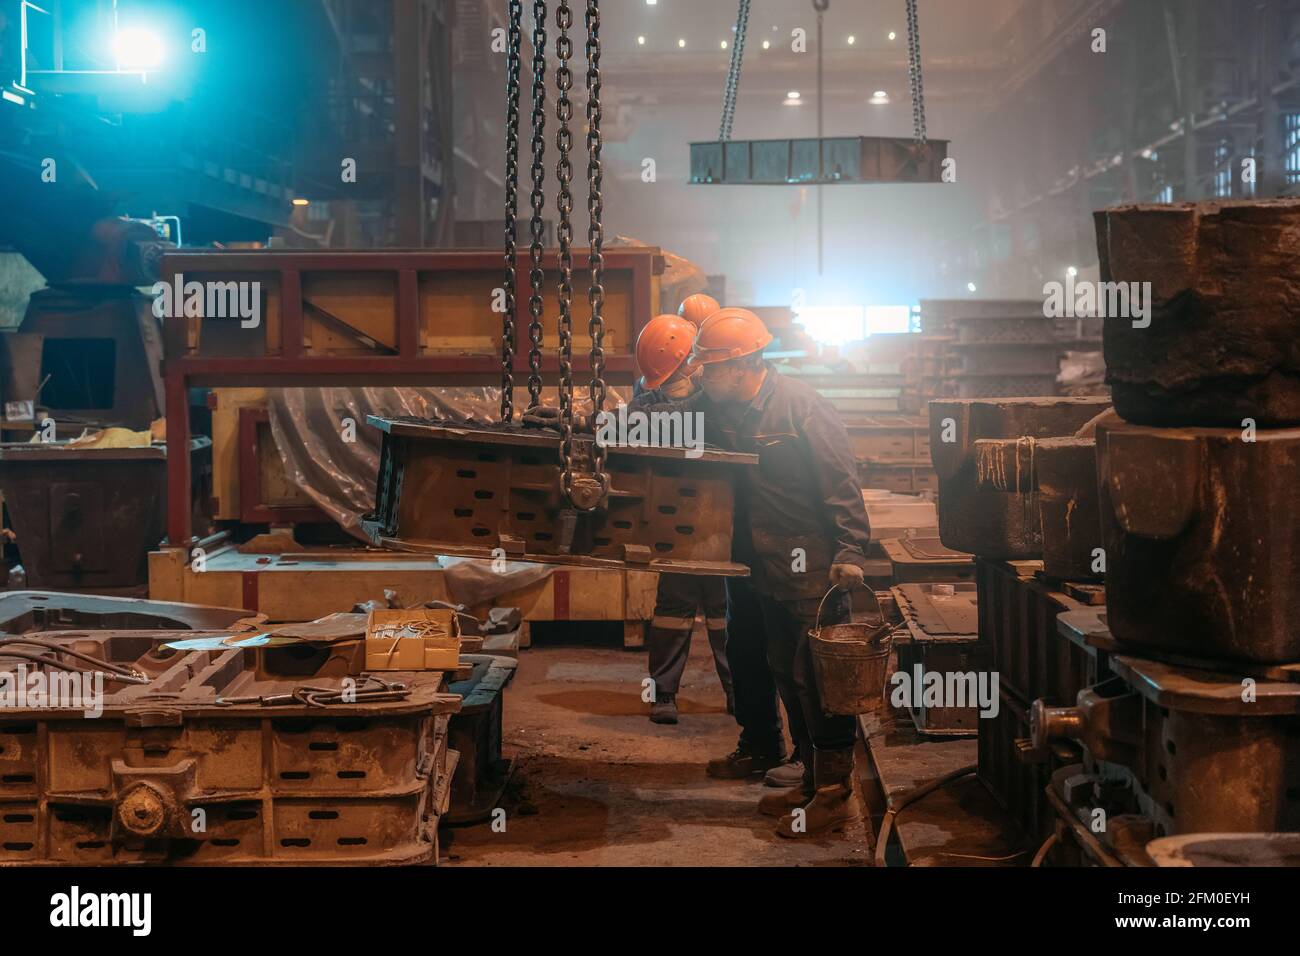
[1034,659,1300,838]
[977,559,1100,704]
[892,582,982,737]
[930,397,1110,559]
[363,416,756,575]
[1146,832,1300,867]
[0,439,212,592]
[445,654,517,825]
[1096,200,1300,427]
[1098,418,1300,664]
[1057,607,1300,685]
[0,629,460,865]
[1046,764,1153,867]
[892,582,978,642]
[879,536,973,585]
[1034,437,1101,581]
[0,591,261,635]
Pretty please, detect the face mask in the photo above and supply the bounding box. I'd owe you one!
[661,373,697,399]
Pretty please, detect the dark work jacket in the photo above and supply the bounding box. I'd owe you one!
[641,364,872,601]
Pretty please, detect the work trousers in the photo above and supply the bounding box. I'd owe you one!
[648,573,732,698]
[727,578,857,758]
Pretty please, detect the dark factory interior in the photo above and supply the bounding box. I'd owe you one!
[0,0,1292,935]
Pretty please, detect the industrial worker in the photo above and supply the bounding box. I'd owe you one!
[630,311,734,724]
[677,292,721,329]
[662,307,872,838]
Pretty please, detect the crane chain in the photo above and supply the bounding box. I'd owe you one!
[554,0,579,504]
[584,0,609,502]
[526,0,549,407]
[906,0,927,144]
[500,0,524,422]
[718,0,751,141]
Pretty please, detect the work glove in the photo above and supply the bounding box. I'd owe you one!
[521,404,593,432]
[828,563,866,589]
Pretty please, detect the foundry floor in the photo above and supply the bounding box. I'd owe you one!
[444,624,872,866]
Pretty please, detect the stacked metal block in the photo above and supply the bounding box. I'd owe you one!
[928,395,1112,830]
[1031,200,1300,866]
[918,300,1063,403]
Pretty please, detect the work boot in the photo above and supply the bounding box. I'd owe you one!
[763,758,806,789]
[706,745,786,780]
[776,748,860,839]
[650,693,679,725]
[758,784,814,817]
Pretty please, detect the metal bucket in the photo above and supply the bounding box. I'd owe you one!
[809,586,894,716]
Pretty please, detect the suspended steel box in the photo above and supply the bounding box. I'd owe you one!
[361,417,756,575]
[689,136,949,185]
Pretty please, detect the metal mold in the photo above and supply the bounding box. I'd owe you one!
[930,396,1110,559]
[0,630,460,865]
[891,582,985,735]
[1098,419,1300,664]
[1034,437,1102,581]
[445,654,517,825]
[1033,654,1300,838]
[362,417,756,575]
[1096,200,1300,427]
[0,591,260,635]
[0,439,212,592]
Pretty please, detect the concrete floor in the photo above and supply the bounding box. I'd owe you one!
[445,625,872,867]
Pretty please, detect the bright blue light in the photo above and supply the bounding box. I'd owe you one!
[115,27,164,70]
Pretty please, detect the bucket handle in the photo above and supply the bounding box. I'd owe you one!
[813,583,886,633]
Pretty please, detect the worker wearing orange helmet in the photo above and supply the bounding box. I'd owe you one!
[630,314,733,724]
[648,307,872,838]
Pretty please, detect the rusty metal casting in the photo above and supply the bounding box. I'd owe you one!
[930,397,1110,559]
[362,416,756,575]
[1098,418,1300,664]
[0,629,460,866]
[1096,199,1300,427]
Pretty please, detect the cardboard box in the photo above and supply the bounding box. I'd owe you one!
[364,608,461,671]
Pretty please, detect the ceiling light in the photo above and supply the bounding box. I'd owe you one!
[645,0,657,5]
[869,90,889,104]
[762,39,771,49]
[888,30,897,40]
[787,91,801,99]
[721,40,728,49]
[292,198,310,206]
[847,35,855,44]
[677,38,686,48]
[1067,266,1078,277]
[967,282,977,293]
[637,35,645,45]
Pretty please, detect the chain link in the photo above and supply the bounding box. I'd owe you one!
[554,0,578,502]
[526,0,549,407]
[906,0,927,144]
[500,0,524,423]
[584,0,608,499]
[718,0,751,141]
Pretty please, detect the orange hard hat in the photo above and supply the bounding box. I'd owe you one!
[636,313,697,389]
[678,293,721,328]
[690,308,773,365]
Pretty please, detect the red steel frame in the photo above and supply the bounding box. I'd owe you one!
[164,248,663,547]
[237,407,331,525]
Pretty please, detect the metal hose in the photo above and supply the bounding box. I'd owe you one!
[874,763,977,867]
